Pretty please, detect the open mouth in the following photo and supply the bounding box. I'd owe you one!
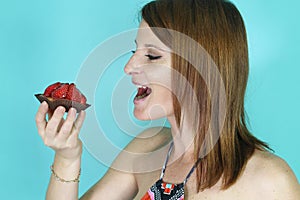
[135,86,152,101]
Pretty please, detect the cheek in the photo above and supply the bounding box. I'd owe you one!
[151,86,174,113]
[133,91,174,121]
[143,65,172,89]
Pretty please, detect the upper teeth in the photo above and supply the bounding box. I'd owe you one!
[137,85,147,89]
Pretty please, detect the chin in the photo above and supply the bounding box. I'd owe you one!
[133,111,148,121]
[133,108,152,121]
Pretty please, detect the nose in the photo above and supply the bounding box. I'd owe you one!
[124,53,140,75]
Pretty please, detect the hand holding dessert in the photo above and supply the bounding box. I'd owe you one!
[36,101,86,159]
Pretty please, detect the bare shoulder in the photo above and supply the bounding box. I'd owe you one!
[242,150,300,199]
[247,150,299,183]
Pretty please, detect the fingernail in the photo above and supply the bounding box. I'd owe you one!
[58,106,65,112]
[70,108,75,113]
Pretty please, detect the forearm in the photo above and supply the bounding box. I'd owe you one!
[46,154,81,200]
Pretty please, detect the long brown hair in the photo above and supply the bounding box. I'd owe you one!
[141,0,270,190]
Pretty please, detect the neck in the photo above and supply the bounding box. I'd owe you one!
[167,115,195,162]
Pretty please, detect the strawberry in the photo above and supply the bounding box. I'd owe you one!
[43,82,61,97]
[66,83,75,100]
[51,83,69,99]
[66,83,81,103]
[80,93,87,104]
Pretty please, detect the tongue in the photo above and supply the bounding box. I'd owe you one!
[137,87,147,96]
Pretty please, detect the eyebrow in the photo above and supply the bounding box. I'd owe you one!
[134,40,169,52]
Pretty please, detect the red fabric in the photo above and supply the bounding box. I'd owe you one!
[141,192,151,200]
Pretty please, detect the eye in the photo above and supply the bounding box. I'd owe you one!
[145,54,162,60]
[131,50,136,54]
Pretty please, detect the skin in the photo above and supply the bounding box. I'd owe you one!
[35,21,300,200]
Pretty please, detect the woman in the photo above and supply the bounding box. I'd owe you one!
[35,0,300,199]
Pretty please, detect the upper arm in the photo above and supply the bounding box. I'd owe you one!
[80,127,172,200]
[80,168,138,200]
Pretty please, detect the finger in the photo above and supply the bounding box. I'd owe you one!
[56,117,65,133]
[45,106,66,136]
[57,108,77,139]
[73,110,86,135]
[47,109,54,120]
[67,110,86,146]
[35,101,49,137]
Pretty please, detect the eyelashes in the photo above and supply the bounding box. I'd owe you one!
[131,50,162,61]
[145,54,162,60]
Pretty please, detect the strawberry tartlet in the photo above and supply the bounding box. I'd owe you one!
[35,82,90,112]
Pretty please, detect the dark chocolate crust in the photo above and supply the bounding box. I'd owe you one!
[35,94,90,113]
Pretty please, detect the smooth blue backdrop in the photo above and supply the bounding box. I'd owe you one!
[0,0,299,199]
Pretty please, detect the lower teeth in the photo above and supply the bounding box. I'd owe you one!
[136,93,147,100]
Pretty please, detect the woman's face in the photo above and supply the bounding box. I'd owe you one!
[124,20,174,120]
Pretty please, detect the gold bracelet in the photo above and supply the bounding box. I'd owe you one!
[50,164,81,183]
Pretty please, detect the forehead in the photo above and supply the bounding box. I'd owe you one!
[136,20,170,51]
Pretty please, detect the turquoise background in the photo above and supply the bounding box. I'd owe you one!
[0,0,299,199]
